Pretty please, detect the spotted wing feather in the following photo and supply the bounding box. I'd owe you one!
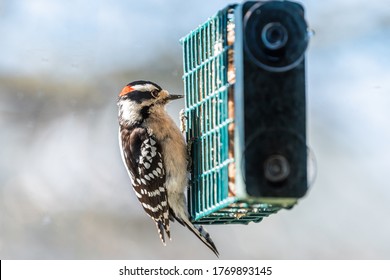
[120,126,170,244]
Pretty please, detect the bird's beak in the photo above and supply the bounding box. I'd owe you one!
[167,94,184,100]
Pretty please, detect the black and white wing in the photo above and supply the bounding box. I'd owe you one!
[119,126,170,244]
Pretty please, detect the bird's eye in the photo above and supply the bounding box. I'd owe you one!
[151,90,159,98]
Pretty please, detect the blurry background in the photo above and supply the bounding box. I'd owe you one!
[1,0,389,259]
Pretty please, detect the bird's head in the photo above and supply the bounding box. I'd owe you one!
[117,80,183,126]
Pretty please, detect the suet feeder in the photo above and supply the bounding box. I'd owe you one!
[181,0,310,224]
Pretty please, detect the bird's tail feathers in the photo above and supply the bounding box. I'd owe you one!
[179,215,219,257]
[156,219,171,246]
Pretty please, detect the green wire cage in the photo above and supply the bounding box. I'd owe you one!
[181,1,309,225]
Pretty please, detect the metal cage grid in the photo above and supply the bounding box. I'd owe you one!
[180,6,285,224]
[181,8,236,223]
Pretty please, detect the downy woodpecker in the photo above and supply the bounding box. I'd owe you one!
[117,80,218,256]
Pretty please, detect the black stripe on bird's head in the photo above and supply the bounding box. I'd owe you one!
[118,80,184,104]
[119,80,162,104]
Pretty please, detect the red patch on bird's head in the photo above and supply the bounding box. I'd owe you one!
[119,85,134,97]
